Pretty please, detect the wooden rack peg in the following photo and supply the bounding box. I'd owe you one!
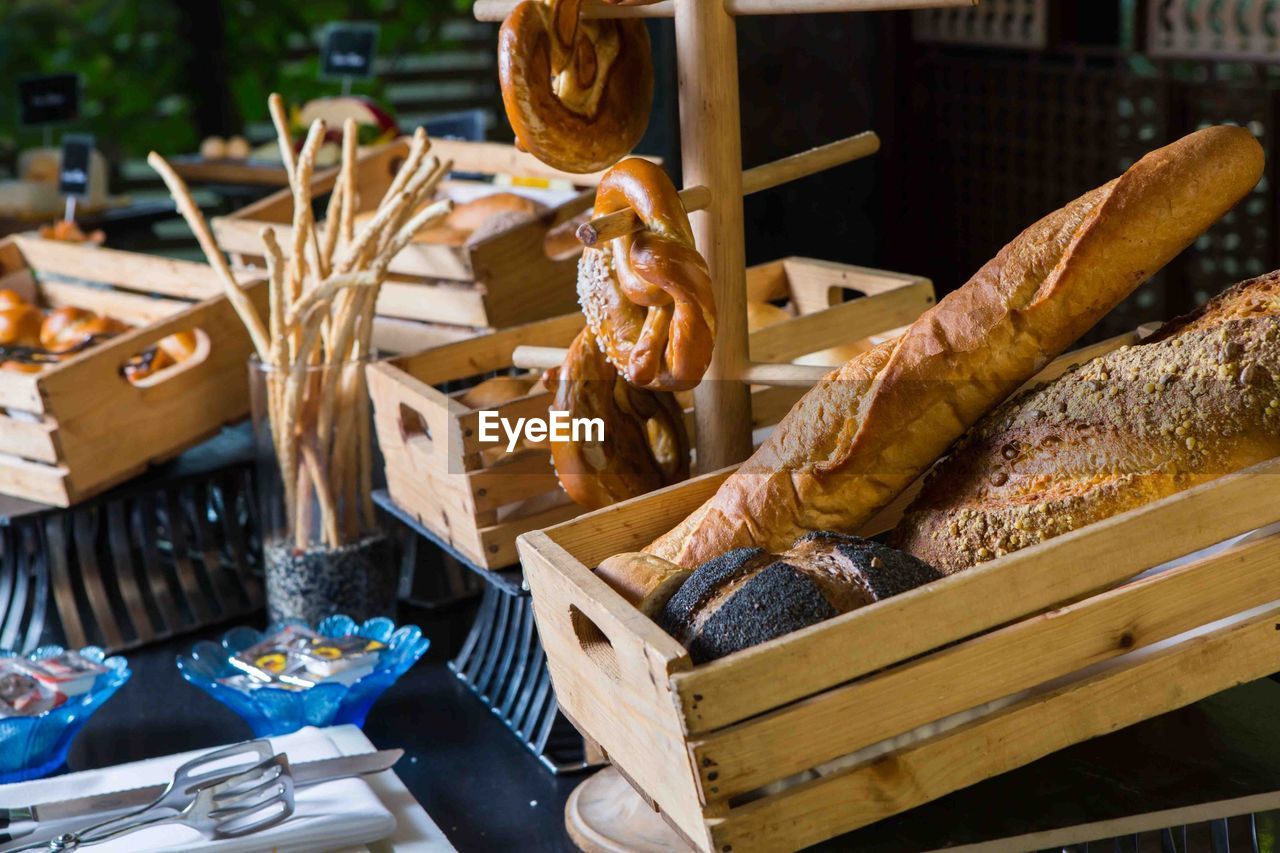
[577,131,879,246]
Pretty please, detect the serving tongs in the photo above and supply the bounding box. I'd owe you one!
[14,741,295,851]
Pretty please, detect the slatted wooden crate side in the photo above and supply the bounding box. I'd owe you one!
[709,596,1280,852]
[518,527,712,849]
[369,315,479,356]
[0,238,265,505]
[370,311,584,471]
[44,284,268,502]
[464,208,587,328]
[749,278,933,363]
[687,528,1280,804]
[0,415,59,464]
[368,359,472,477]
[10,234,247,301]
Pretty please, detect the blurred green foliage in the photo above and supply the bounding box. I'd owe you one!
[0,0,467,164]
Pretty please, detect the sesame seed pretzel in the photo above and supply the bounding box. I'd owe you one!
[545,327,689,510]
[578,158,716,392]
[498,0,653,174]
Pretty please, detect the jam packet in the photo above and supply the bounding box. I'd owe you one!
[229,625,324,684]
[0,659,62,717]
[27,651,107,697]
[228,626,386,689]
[295,635,386,684]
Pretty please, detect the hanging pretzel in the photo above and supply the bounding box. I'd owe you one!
[498,0,653,173]
[577,158,715,392]
[544,328,689,510]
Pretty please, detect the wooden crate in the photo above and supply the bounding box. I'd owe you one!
[516,329,1280,853]
[368,257,935,569]
[212,138,605,343]
[0,235,264,506]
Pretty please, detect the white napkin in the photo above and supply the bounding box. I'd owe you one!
[0,727,395,853]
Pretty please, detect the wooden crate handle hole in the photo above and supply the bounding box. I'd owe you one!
[570,604,622,682]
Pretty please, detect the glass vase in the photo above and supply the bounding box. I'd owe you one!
[249,356,397,625]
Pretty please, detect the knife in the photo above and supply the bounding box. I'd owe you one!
[0,748,401,845]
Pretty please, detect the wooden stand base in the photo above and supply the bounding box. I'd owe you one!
[565,766,690,853]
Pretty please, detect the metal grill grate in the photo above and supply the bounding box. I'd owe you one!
[374,489,599,774]
[450,585,593,774]
[0,463,264,655]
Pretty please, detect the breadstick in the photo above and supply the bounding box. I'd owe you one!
[287,120,328,304]
[147,152,269,358]
[341,119,358,244]
[268,92,297,185]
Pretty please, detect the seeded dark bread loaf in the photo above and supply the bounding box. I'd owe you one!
[652,532,941,664]
[645,126,1264,569]
[891,273,1280,573]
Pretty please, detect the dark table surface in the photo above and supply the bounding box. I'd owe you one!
[41,568,1280,853]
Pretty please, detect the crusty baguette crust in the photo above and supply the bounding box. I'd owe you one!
[891,272,1280,572]
[648,126,1264,568]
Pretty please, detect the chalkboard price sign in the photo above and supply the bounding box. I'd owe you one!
[321,22,379,80]
[59,134,94,198]
[18,74,81,126]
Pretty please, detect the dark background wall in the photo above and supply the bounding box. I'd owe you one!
[623,2,1277,342]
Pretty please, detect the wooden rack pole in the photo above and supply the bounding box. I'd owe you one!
[513,346,834,389]
[474,0,975,21]
[678,0,754,470]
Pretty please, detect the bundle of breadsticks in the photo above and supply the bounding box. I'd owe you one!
[149,93,453,550]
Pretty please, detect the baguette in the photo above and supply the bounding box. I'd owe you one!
[646,126,1264,568]
[891,272,1280,571]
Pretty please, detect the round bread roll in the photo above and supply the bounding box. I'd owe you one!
[448,193,545,231]
[1,360,43,374]
[747,301,792,332]
[0,289,30,310]
[794,339,873,367]
[200,136,227,159]
[458,375,542,409]
[595,552,692,619]
[41,306,128,353]
[157,330,200,363]
[225,135,251,159]
[656,532,942,663]
[0,305,43,347]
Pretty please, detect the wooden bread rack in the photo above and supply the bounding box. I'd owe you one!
[472,0,1280,850]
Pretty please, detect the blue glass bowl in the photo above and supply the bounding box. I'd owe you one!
[0,646,131,783]
[177,615,429,737]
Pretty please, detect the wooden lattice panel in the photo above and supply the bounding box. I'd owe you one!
[1147,0,1280,62]
[913,0,1049,49]
[1180,72,1276,306]
[908,52,1169,337]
